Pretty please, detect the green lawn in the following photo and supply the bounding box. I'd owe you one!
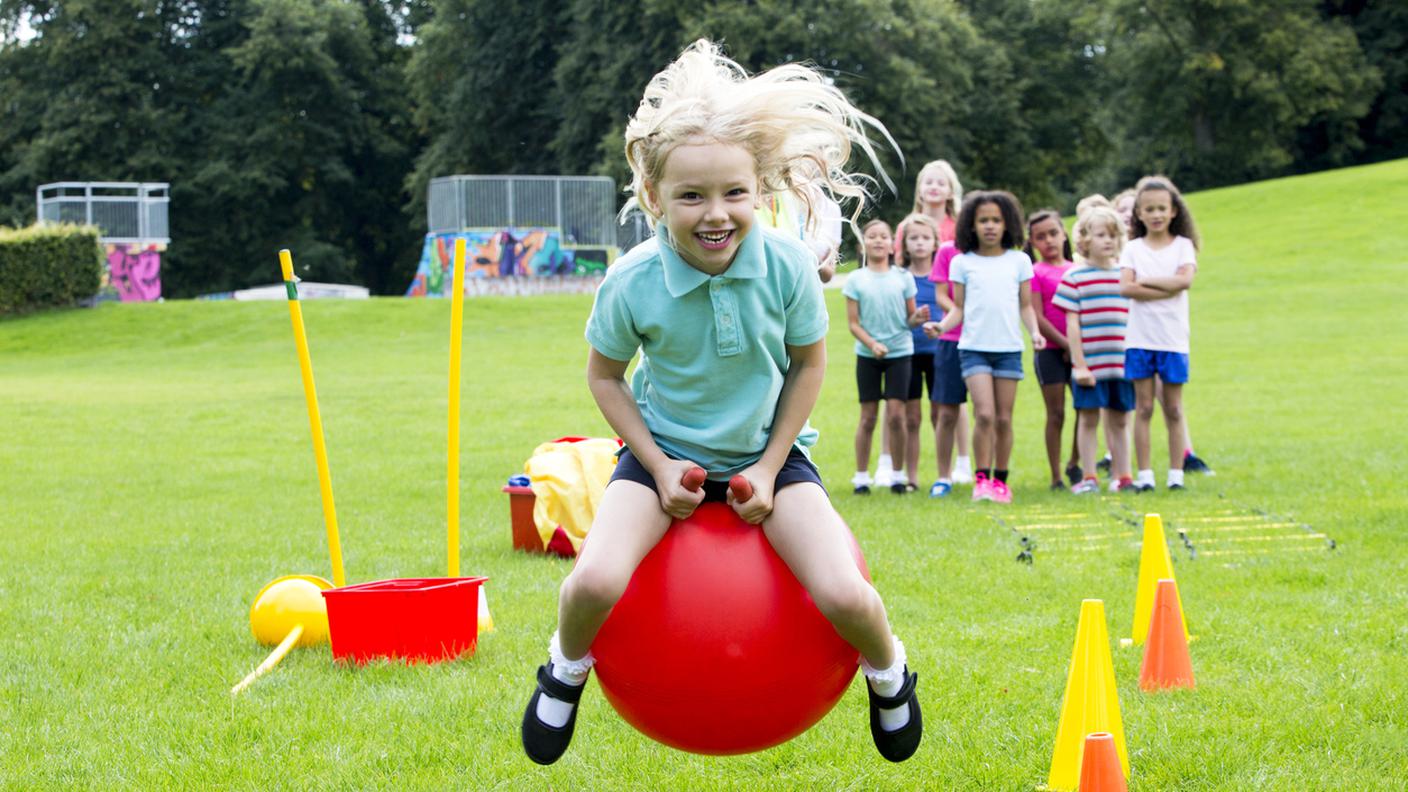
[2,160,1406,790]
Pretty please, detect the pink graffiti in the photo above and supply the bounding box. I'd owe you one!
[106,245,162,302]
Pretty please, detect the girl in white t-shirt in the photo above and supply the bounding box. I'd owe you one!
[1119,175,1201,492]
[923,191,1045,503]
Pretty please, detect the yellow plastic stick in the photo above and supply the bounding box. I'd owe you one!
[231,623,304,696]
[447,239,467,578]
[279,249,346,587]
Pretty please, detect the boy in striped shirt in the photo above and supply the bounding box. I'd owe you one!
[1053,207,1134,493]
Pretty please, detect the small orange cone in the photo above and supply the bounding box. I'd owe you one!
[1078,732,1128,792]
[1139,578,1196,690]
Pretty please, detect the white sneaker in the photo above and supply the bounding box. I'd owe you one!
[952,458,974,485]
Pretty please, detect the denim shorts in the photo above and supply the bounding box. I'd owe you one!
[933,341,968,405]
[1072,379,1136,412]
[959,349,1024,380]
[1125,348,1190,384]
[608,446,826,502]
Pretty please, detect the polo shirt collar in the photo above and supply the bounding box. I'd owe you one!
[658,225,768,297]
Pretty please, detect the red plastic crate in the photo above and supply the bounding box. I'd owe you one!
[321,577,487,664]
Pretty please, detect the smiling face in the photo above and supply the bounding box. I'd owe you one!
[646,140,758,275]
[862,222,893,266]
[904,221,937,266]
[1135,189,1176,236]
[919,170,952,209]
[973,201,1006,252]
[1029,216,1067,263]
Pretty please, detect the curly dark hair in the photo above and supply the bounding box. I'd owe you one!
[954,190,1025,254]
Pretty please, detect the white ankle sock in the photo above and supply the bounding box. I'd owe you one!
[852,471,872,487]
[536,632,594,728]
[955,455,971,472]
[1136,469,1155,485]
[877,454,894,473]
[1168,469,1185,487]
[862,636,911,732]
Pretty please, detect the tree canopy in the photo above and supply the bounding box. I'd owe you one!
[0,0,1397,295]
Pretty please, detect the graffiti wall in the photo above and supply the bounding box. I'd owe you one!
[102,243,162,302]
[405,229,613,297]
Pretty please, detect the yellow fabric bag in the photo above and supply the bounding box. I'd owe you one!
[523,437,620,554]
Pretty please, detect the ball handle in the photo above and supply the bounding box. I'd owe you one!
[682,466,707,492]
[681,467,754,501]
[729,475,754,502]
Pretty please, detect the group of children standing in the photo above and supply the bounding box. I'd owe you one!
[845,161,1212,502]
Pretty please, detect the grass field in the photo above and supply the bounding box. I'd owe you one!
[2,160,1407,790]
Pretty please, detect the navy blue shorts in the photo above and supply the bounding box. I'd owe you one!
[933,340,968,405]
[1073,379,1136,412]
[609,446,826,502]
[1125,348,1189,384]
[960,349,1024,380]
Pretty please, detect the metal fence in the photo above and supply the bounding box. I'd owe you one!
[36,182,170,245]
[428,175,639,248]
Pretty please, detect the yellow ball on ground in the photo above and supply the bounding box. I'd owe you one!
[249,575,332,647]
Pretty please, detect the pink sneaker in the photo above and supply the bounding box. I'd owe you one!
[990,478,1013,504]
[971,474,991,502]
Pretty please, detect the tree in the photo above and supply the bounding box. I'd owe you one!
[677,0,987,226]
[1098,0,1381,189]
[1319,0,1408,164]
[403,0,569,223]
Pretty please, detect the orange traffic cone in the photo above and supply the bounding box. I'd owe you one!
[1139,578,1195,690]
[1078,732,1128,792]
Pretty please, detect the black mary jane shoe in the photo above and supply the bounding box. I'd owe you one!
[867,668,923,763]
[521,663,586,765]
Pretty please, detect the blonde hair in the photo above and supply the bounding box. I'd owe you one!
[910,160,963,219]
[1075,193,1111,216]
[1071,194,1113,257]
[896,213,940,269]
[623,40,895,241]
[1073,206,1126,262]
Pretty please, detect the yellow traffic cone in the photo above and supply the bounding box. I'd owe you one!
[1130,514,1190,646]
[1048,599,1129,792]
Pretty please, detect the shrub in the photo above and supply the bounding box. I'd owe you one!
[0,224,105,315]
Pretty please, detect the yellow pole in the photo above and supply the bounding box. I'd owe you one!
[447,239,466,578]
[231,624,304,696]
[279,249,346,587]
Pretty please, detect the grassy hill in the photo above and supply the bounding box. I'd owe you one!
[2,159,1405,789]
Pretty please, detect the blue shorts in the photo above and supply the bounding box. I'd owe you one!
[959,349,1024,380]
[609,446,826,502]
[1073,379,1136,412]
[1125,348,1190,384]
[934,341,968,405]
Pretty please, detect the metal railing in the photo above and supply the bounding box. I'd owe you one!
[36,182,170,245]
[427,175,621,247]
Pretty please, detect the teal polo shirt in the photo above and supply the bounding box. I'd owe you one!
[585,225,829,478]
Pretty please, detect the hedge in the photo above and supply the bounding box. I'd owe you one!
[0,224,105,315]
